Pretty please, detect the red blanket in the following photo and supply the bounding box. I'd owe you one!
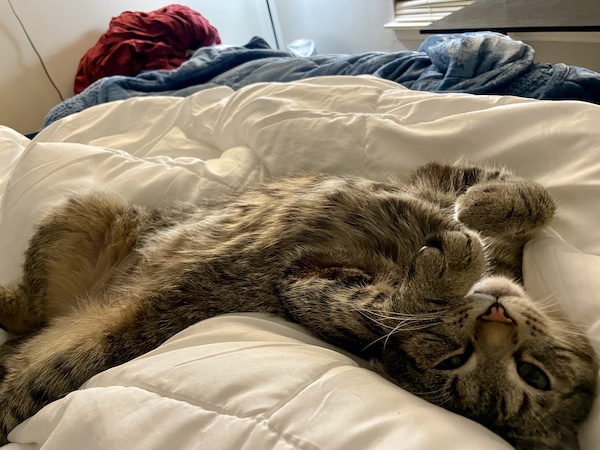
[74,4,221,94]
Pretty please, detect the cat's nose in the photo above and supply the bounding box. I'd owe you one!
[480,303,513,324]
[475,302,518,348]
[471,292,515,325]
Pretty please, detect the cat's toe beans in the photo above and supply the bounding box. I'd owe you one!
[456,182,556,237]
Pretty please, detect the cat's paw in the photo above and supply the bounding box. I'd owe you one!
[455,181,556,237]
[409,229,485,298]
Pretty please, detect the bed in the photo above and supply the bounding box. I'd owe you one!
[1,72,600,448]
[43,32,600,129]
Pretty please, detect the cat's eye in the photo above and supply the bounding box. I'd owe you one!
[436,345,473,370]
[517,362,551,391]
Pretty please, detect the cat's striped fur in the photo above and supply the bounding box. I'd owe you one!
[0,162,596,448]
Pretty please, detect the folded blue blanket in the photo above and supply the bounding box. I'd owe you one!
[45,32,600,127]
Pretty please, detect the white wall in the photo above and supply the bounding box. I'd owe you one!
[510,33,600,73]
[269,0,410,54]
[0,0,276,133]
[0,0,63,135]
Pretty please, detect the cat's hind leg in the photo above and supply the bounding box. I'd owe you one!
[0,192,145,335]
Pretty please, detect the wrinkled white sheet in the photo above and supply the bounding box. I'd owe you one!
[0,76,599,449]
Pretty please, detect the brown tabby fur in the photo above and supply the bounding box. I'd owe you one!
[0,162,596,448]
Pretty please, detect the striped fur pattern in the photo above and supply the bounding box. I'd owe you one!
[0,162,596,448]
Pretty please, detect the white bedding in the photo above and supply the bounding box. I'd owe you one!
[0,76,599,449]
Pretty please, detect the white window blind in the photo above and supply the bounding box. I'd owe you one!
[392,0,474,28]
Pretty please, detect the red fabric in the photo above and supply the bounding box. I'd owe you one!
[74,4,221,94]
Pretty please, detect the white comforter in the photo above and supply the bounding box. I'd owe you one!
[0,76,599,449]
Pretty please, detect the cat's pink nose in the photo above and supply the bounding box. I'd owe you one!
[481,304,513,324]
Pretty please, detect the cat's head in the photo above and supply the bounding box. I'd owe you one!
[375,276,598,450]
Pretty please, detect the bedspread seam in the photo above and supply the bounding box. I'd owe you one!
[88,384,322,450]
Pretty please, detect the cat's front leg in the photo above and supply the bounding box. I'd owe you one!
[455,180,556,238]
[407,228,486,301]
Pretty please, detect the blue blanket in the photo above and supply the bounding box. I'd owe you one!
[45,32,600,127]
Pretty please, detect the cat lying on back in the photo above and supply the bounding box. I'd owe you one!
[0,161,596,449]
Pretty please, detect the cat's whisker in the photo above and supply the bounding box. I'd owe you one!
[537,305,569,315]
[362,320,439,352]
[380,321,440,349]
[352,307,422,331]
[352,305,445,320]
[354,310,399,331]
[542,316,597,339]
[530,294,595,324]
[555,323,594,336]
[531,297,572,315]
[355,308,440,336]
[526,410,555,440]
[352,311,441,330]
[382,321,404,350]
[532,292,557,303]
[435,389,455,407]
[362,325,403,352]
[410,382,456,407]
[410,385,450,399]
[351,307,445,328]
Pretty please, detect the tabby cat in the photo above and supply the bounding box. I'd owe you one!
[0,162,596,449]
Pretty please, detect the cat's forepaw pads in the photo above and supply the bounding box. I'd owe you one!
[455,182,556,236]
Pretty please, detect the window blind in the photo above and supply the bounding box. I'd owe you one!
[393,0,474,28]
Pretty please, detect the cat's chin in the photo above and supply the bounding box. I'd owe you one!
[469,275,525,299]
[463,276,528,324]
